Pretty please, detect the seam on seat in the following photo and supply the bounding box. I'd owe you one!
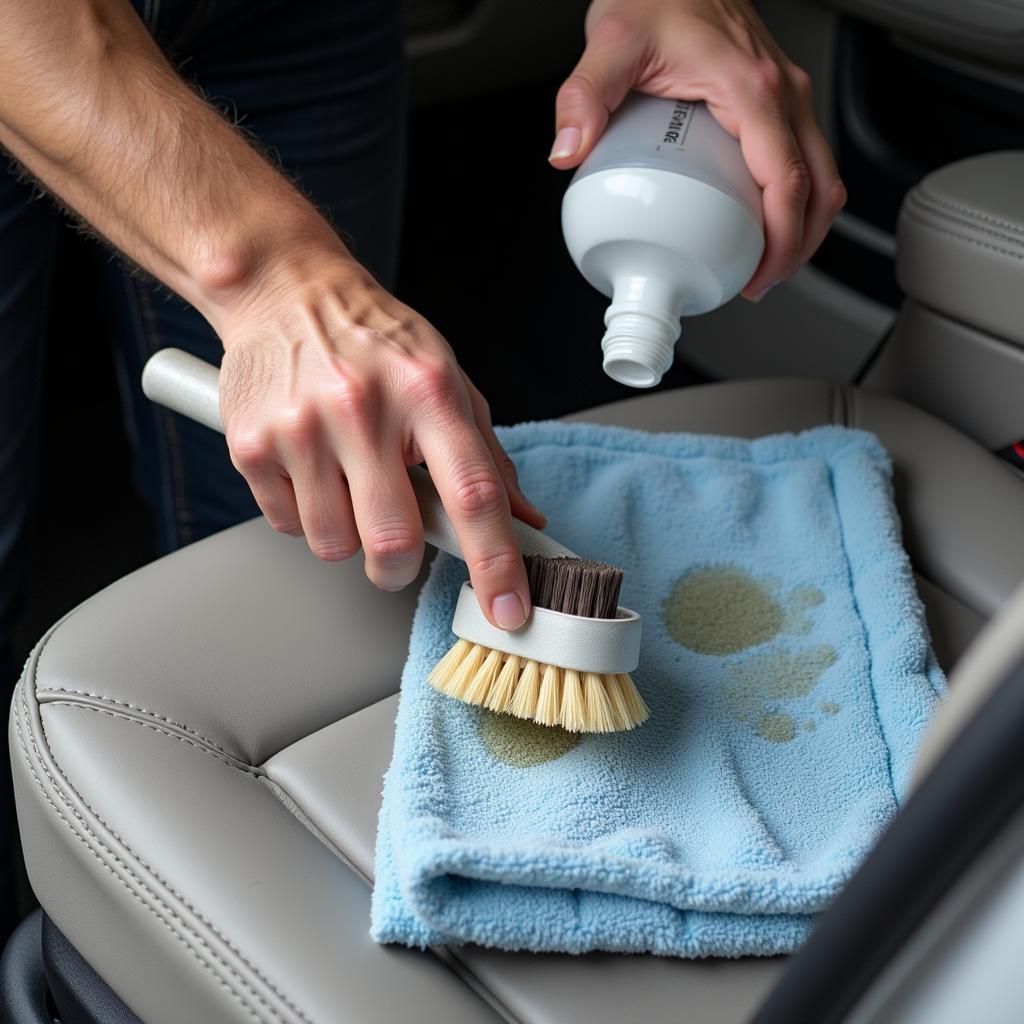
[844,386,857,428]
[36,687,243,763]
[18,635,316,1024]
[42,700,263,777]
[830,382,848,426]
[15,687,285,1023]
[262,749,522,1024]
[908,191,1024,248]
[902,205,1024,262]
[917,184,1024,239]
[259,776,369,883]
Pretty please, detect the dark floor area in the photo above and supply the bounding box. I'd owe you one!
[5,75,705,927]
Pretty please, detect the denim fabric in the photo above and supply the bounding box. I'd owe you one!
[0,0,405,931]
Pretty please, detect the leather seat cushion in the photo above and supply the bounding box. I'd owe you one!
[12,379,1023,1023]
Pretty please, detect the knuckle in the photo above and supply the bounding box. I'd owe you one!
[784,158,812,202]
[402,360,460,410]
[589,12,634,48]
[468,549,523,578]
[269,515,302,536]
[310,537,358,562]
[365,525,420,562]
[788,64,813,102]
[828,177,848,212]
[751,59,786,103]
[275,403,319,447]
[324,374,376,423]
[230,426,274,473]
[556,75,594,112]
[452,472,507,517]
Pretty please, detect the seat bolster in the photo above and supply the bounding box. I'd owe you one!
[9,666,498,1024]
[28,518,428,768]
[848,388,1024,617]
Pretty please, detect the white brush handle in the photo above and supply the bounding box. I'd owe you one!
[141,348,578,563]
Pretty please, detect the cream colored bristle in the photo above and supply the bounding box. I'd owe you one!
[485,654,520,713]
[508,659,541,719]
[603,674,632,731]
[536,663,562,726]
[463,647,503,705]
[616,672,650,727]
[559,669,586,732]
[427,638,472,690]
[584,672,617,732]
[444,642,487,698]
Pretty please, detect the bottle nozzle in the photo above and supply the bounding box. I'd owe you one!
[601,311,679,388]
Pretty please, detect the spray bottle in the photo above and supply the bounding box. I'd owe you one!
[561,93,765,388]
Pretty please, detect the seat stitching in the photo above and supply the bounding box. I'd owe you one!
[43,702,260,775]
[909,192,1024,248]
[21,670,314,1024]
[902,206,1024,262]
[14,689,276,1024]
[38,687,239,760]
[917,184,1024,239]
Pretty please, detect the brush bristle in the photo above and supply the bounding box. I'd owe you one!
[536,663,561,726]
[559,669,586,732]
[485,654,520,713]
[463,647,503,705]
[427,639,648,732]
[617,672,650,726]
[524,555,624,618]
[508,659,541,719]
[603,674,631,731]
[584,672,617,732]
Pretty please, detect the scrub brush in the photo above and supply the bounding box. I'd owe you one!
[427,556,646,731]
[141,348,648,733]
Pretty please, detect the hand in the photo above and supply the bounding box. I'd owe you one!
[549,0,847,300]
[215,246,546,630]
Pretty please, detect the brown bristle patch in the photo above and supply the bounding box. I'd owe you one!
[524,555,624,619]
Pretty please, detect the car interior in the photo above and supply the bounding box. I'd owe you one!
[4,0,1024,1021]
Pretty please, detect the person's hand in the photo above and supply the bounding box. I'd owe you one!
[549,0,846,300]
[214,245,546,630]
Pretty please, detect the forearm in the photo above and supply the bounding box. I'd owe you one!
[0,0,350,331]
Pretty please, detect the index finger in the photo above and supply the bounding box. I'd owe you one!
[415,417,532,631]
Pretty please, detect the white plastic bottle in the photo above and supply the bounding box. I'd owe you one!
[562,93,765,388]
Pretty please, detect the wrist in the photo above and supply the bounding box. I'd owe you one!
[189,202,370,340]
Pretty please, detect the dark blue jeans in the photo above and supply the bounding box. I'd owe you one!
[0,0,405,929]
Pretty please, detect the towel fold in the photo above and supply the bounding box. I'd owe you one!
[371,422,945,957]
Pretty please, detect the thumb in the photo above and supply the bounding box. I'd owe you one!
[549,20,643,169]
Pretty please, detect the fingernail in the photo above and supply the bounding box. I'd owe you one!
[750,280,780,303]
[492,592,527,630]
[548,126,581,161]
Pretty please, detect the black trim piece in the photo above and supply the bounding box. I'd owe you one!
[0,910,50,1024]
[42,914,141,1024]
[752,656,1024,1024]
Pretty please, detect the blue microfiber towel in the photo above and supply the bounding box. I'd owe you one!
[370,421,945,957]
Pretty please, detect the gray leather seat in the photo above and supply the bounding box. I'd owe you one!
[11,378,1024,1024]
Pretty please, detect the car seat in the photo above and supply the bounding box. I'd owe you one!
[6,152,1024,1024]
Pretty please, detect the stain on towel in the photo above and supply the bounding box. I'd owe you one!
[663,566,838,743]
[662,566,824,654]
[478,711,581,767]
